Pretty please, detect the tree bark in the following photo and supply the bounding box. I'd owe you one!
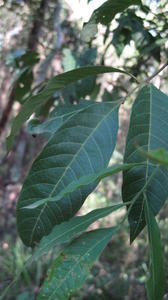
[0,0,47,137]
[36,0,62,84]
[0,82,17,136]
[27,0,48,51]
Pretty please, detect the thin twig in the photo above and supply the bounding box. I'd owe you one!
[122,85,139,104]
[143,61,168,83]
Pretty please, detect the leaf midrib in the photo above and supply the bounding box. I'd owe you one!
[145,84,152,182]
[30,102,119,245]
[46,228,116,300]
[129,85,152,239]
[34,204,123,259]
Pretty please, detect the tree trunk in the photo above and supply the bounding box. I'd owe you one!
[0,0,47,137]
[27,0,48,51]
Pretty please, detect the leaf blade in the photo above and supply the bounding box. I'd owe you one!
[32,203,124,260]
[37,227,118,300]
[145,199,166,300]
[122,84,168,242]
[26,101,94,136]
[81,0,142,42]
[7,65,136,151]
[142,148,168,168]
[24,163,141,209]
[17,101,119,246]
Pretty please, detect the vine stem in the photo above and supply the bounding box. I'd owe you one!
[143,61,168,83]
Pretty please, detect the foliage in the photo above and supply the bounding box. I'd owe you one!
[1,0,168,299]
[6,65,136,151]
[81,0,142,42]
[145,200,165,300]
[122,84,168,242]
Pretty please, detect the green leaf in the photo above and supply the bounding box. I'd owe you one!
[32,203,125,260]
[112,10,161,61]
[26,101,93,136]
[17,101,119,246]
[7,65,137,151]
[62,48,77,72]
[122,84,168,242]
[37,227,118,300]
[142,148,168,168]
[24,163,141,209]
[15,68,33,103]
[12,51,40,103]
[145,199,166,300]
[81,22,98,42]
[81,0,142,42]
[0,203,125,300]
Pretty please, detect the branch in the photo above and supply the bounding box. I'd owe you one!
[0,82,17,137]
[143,61,168,83]
[27,0,48,51]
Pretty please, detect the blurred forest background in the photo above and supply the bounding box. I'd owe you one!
[0,0,168,299]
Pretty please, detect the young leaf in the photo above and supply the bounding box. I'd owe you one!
[37,227,118,300]
[6,65,137,151]
[17,101,119,246]
[24,163,141,209]
[122,84,168,242]
[81,0,142,42]
[145,199,166,300]
[32,203,125,260]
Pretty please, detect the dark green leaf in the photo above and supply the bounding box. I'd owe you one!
[32,203,125,260]
[26,101,93,136]
[17,101,119,246]
[15,68,33,104]
[24,163,140,209]
[112,11,161,61]
[102,88,121,102]
[122,84,168,242]
[145,199,166,300]
[0,203,125,300]
[37,227,118,300]
[7,65,137,151]
[81,0,142,42]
